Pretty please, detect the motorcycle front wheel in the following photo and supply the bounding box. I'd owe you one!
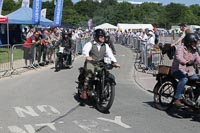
[96,82,115,113]
[153,80,175,111]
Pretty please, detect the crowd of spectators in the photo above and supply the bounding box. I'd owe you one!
[21,26,92,68]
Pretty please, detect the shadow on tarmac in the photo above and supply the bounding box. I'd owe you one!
[145,101,200,122]
[73,92,110,114]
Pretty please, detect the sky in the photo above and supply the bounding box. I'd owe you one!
[72,0,200,6]
[130,0,200,6]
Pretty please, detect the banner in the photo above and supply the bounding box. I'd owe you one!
[21,0,30,8]
[32,0,42,24]
[88,19,92,26]
[53,0,64,26]
[0,0,4,15]
[41,8,47,18]
[88,19,92,30]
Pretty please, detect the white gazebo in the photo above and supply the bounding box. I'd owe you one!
[94,23,118,31]
[117,23,153,32]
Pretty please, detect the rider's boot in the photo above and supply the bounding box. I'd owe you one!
[174,99,184,107]
[80,89,87,99]
[80,81,88,100]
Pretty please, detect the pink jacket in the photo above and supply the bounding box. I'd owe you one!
[171,45,200,76]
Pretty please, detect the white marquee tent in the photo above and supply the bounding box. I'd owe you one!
[94,23,118,31]
[117,23,153,32]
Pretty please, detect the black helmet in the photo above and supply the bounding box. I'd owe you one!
[62,31,68,38]
[184,33,199,47]
[93,29,105,41]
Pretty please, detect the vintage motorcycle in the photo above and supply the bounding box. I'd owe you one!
[153,65,200,111]
[55,46,72,71]
[76,57,117,113]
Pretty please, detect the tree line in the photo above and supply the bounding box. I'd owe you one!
[2,0,200,29]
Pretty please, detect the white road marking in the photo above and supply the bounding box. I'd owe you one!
[6,121,64,133]
[98,116,131,129]
[14,105,60,118]
[35,123,56,131]
[73,120,111,132]
[8,125,34,133]
[58,121,64,124]
[73,120,93,132]
[37,105,60,115]
[14,106,39,118]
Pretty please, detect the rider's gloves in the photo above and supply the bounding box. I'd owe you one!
[186,60,194,66]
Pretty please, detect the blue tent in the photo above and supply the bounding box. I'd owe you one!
[6,7,53,26]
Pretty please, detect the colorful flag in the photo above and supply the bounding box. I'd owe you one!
[21,0,30,8]
[32,0,42,24]
[0,0,4,15]
[88,19,92,26]
[53,0,64,26]
[41,8,47,18]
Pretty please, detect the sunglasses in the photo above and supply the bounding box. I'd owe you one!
[99,36,105,38]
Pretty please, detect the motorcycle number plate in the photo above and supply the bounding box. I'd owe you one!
[59,47,65,53]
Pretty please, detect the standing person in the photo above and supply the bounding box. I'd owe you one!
[144,31,155,70]
[46,29,54,64]
[26,26,35,39]
[80,29,120,99]
[49,27,60,62]
[23,31,41,68]
[153,26,159,45]
[171,33,200,106]
[105,35,116,55]
[171,23,188,46]
[21,27,28,43]
[39,30,50,66]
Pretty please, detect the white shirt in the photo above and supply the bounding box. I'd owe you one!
[146,36,155,50]
[72,32,80,40]
[82,41,117,63]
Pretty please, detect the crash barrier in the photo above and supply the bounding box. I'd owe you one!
[138,42,162,71]
[0,37,91,78]
[0,44,11,77]
[102,33,176,73]
[129,35,179,73]
[114,33,179,47]
[74,37,91,54]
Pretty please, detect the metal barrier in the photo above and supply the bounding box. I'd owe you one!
[0,37,94,78]
[151,51,161,66]
[11,44,25,69]
[0,44,11,77]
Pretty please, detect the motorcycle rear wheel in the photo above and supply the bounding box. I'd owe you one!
[55,58,62,71]
[96,82,115,113]
[154,81,175,110]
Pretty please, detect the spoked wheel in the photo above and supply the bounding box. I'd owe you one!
[154,81,176,110]
[55,58,60,71]
[96,82,115,113]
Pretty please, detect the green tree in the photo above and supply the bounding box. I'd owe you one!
[165,3,187,25]
[74,0,99,18]
[2,0,18,15]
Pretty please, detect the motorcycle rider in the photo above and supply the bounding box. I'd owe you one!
[171,33,200,106]
[80,29,120,99]
[55,31,74,69]
[105,35,116,55]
